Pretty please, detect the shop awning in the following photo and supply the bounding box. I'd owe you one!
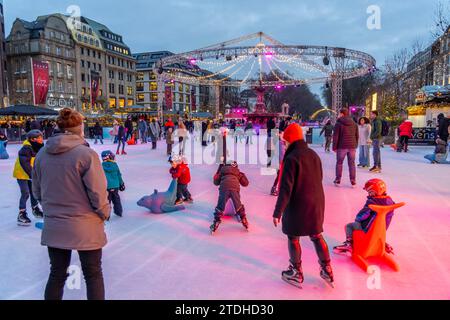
[0,105,59,116]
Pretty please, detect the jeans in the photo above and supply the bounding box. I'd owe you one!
[335,148,356,182]
[167,143,173,156]
[94,135,103,144]
[17,179,38,210]
[358,145,370,167]
[325,136,332,152]
[345,221,363,239]
[45,247,105,300]
[177,184,191,201]
[140,130,147,144]
[372,139,381,168]
[215,190,244,219]
[116,137,126,154]
[108,189,123,216]
[287,234,331,269]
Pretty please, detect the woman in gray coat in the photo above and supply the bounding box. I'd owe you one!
[32,108,110,300]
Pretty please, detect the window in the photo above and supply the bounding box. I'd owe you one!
[127,86,133,95]
[109,83,115,94]
[81,60,85,68]
[87,61,91,69]
[67,83,73,94]
[119,72,124,81]
[137,94,145,102]
[109,70,115,79]
[150,82,158,91]
[92,51,96,58]
[93,63,97,70]
[119,98,125,107]
[136,83,144,92]
[127,99,134,107]
[45,44,50,53]
[49,79,54,92]
[98,64,102,72]
[82,87,86,95]
[87,49,90,56]
[81,73,85,82]
[58,81,63,92]
[151,93,158,102]
[77,34,82,42]
[119,85,124,95]
[98,52,101,60]
[57,63,62,74]
[67,65,73,78]
[137,72,144,81]
[109,97,117,108]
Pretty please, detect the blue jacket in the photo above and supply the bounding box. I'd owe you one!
[102,161,124,190]
[356,196,395,232]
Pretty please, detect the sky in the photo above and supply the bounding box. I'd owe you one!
[2,0,443,100]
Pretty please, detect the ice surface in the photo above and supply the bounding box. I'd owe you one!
[0,137,449,300]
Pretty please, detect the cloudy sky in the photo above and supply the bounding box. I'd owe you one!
[3,0,443,98]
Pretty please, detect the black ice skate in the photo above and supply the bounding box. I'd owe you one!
[281,264,304,289]
[320,264,335,288]
[210,219,222,235]
[17,211,31,227]
[385,243,395,255]
[333,179,341,187]
[270,186,279,196]
[333,240,353,255]
[32,205,44,219]
[240,216,249,231]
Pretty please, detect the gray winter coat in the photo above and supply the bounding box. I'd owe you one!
[32,133,111,251]
[358,124,372,146]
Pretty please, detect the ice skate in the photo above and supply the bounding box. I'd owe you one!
[210,219,221,235]
[281,264,304,289]
[184,197,194,204]
[333,240,353,255]
[334,179,341,187]
[385,243,395,255]
[175,198,184,205]
[320,264,335,288]
[32,205,43,219]
[240,216,249,231]
[351,181,357,189]
[17,211,31,227]
[270,186,279,196]
[369,166,381,173]
[122,151,128,155]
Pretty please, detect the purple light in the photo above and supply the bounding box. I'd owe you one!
[265,52,273,59]
[189,58,197,65]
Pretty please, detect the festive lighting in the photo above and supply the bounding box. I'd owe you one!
[189,58,197,65]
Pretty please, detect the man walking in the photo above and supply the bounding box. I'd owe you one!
[332,108,359,187]
[370,111,383,173]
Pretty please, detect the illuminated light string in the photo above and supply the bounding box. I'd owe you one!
[273,55,322,74]
[167,60,241,81]
[218,56,253,82]
[265,57,285,83]
[240,58,257,85]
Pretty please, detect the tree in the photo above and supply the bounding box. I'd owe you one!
[431,0,450,40]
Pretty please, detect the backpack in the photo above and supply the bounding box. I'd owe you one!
[381,120,390,137]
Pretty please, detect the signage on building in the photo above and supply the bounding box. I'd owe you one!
[410,127,436,145]
[32,60,50,105]
[90,70,100,106]
[165,86,173,110]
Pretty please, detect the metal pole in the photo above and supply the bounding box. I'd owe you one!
[214,84,220,119]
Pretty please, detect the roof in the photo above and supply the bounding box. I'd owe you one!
[134,51,175,69]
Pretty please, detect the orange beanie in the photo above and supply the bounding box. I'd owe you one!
[282,123,304,143]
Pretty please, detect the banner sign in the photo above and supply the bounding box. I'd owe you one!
[32,60,49,105]
[90,70,100,106]
[165,86,173,110]
[191,89,196,112]
[410,127,436,145]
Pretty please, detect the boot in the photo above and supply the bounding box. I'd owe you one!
[32,205,44,219]
[333,240,353,255]
[319,262,335,287]
[210,218,222,234]
[18,210,31,227]
[270,186,279,196]
[282,263,304,288]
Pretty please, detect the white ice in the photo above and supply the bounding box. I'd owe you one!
[0,136,449,300]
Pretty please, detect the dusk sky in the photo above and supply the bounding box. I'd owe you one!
[3,0,443,99]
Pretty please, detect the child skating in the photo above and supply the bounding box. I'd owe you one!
[333,178,396,255]
[169,155,193,205]
[210,161,249,234]
[102,150,125,217]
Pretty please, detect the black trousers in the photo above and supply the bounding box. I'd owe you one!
[45,247,105,300]
[399,136,409,152]
[108,189,123,216]
[177,184,191,201]
[215,190,245,220]
[287,234,331,270]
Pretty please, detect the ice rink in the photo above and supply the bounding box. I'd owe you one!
[0,136,449,300]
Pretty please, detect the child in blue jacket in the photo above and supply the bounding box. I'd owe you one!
[102,150,125,217]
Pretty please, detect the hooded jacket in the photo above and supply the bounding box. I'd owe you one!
[103,161,124,190]
[398,120,413,138]
[213,164,249,192]
[333,116,359,150]
[32,133,110,251]
[13,140,41,180]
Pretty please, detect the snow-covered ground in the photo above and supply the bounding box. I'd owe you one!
[0,137,449,300]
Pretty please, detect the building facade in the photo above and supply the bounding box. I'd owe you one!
[0,0,8,108]
[6,15,77,109]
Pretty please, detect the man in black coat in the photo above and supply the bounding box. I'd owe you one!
[332,108,359,187]
[437,113,449,142]
[273,123,334,287]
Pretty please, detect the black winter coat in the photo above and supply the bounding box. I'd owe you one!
[213,165,249,192]
[437,116,449,141]
[273,140,325,237]
[93,124,103,136]
[332,116,359,150]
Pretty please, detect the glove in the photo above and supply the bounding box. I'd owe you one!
[119,183,126,192]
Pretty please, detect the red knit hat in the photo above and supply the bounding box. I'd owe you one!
[282,123,304,143]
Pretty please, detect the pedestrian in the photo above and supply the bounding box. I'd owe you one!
[116,122,127,155]
[369,111,383,173]
[245,121,254,145]
[93,122,103,145]
[32,107,110,300]
[436,113,449,142]
[102,150,125,217]
[149,119,160,150]
[30,117,42,131]
[124,116,134,141]
[13,130,45,226]
[138,118,148,144]
[332,108,359,187]
[177,119,188,155]
[397,118,413,152]
[166,127,174,156]
[111,120,119,143]
[358,117,371,168]
[320,120,334,152]
[272,123,334,288]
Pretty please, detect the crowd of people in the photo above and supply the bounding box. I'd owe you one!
[2,106,450,299]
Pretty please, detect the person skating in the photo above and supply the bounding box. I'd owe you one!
[436,113,449,142]
[32,108,110,300]
[93,122,103,145]
[320,120,334,152]
[138,118,148,144]
[169,155,193,205]
[149,119,160,150]
[397,118,413,153]
[211,161,249,234]
[358,117,371,168]
[271,131,287,196]
[116,122,127,155]
[124,116,134,141]
[370,111,383,173]
[166,127,174,156]
[272,123,334,288]
[13,130,45,226]
[333,179,396,255]
[424,138,450,164]
[102,150,125,217]
[332,108,359,187]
